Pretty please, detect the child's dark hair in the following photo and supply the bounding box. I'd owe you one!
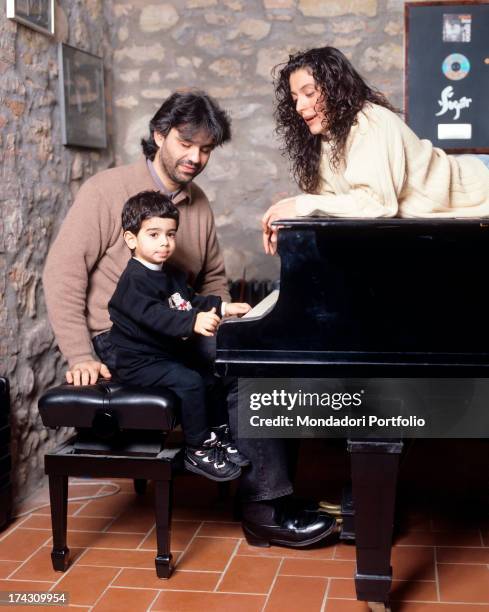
[122,191,180,235]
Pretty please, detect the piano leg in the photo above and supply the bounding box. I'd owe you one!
[347,439,403,611]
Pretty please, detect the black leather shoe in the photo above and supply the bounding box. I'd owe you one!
[242,506,338,548]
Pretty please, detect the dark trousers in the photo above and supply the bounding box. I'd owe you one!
[93,332,293,502]
[96,334,224,447]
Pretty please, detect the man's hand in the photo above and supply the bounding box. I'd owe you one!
[66,360,112,386]
[225,302,252,317]
[194,307,220,337]
[261,197,297,255]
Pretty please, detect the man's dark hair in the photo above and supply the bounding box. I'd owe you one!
[141,90,232,160]
[122,191,179,235]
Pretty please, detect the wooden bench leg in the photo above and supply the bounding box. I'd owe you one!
[48,474,70,571]
[154,478,173,578]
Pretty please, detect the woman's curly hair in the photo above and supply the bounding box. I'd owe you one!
[274,47,396,194]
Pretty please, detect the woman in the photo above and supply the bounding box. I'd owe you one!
[262,47,489,254]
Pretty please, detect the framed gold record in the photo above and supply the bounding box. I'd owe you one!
[405,1,489,153]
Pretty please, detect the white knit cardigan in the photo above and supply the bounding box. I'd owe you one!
[295,103,489,219]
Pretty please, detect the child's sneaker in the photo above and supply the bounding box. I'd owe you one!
[212,424,251,467]
[184,432,241,482]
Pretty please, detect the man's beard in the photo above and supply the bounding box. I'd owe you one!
[158,151,201,186]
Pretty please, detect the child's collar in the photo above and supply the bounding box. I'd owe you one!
[133,256,163,271]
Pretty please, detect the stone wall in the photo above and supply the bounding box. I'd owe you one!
[107,0,411,281]
[0,0,114,501]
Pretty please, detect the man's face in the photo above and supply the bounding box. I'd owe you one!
[154,126,215,189]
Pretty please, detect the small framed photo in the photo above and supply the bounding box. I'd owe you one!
[443,13,472,43]
[6,0,55,37]
[58,44,107,149]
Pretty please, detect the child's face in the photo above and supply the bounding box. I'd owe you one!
[124,217,177,265]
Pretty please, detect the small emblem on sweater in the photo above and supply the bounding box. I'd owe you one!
[169,292,192,311]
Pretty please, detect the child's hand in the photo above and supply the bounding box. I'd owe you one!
[194,307,220,336]
[225,302,252,317]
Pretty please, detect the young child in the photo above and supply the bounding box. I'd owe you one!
[108,190,251,481]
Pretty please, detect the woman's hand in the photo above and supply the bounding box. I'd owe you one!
[261,197,297,255]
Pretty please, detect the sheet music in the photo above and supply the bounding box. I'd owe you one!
[242,289,279,319]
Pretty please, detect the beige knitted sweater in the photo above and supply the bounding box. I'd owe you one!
[43,158,229,367]
[295,103,489,218]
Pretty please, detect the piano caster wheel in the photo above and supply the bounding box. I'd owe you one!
[368,603,391,612]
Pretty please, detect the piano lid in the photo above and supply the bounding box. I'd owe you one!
[216,218,489,376]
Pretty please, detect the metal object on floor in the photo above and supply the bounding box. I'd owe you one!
[368,602,392,612]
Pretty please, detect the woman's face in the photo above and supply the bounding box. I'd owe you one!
[289,68,326,135]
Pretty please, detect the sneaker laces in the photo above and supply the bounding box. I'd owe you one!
[212,441,227,468]
[212,424,231,445]
[203,431,218,447]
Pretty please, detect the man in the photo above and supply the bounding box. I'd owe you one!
[43,90,336,548]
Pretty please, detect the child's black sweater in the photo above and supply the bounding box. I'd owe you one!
[108,258,222,357]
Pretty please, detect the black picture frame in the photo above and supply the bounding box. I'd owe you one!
[58,44,107,150]
[405,1,489,153]
[6,0,54,36]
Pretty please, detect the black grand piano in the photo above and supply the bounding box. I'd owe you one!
[216,218,489,612]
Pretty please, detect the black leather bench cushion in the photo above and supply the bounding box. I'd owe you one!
[39,382,178,431]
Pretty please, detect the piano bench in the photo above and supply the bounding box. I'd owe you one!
[38,382,179,579]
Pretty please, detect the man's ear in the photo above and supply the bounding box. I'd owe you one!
[154,131,165,148]
[123,230,138,251]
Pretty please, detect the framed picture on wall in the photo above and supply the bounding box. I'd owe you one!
[405,1,489,153]
[58,44,107,149]
[6,0,55,36]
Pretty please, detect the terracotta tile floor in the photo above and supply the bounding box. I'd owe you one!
[1,439,488,611]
